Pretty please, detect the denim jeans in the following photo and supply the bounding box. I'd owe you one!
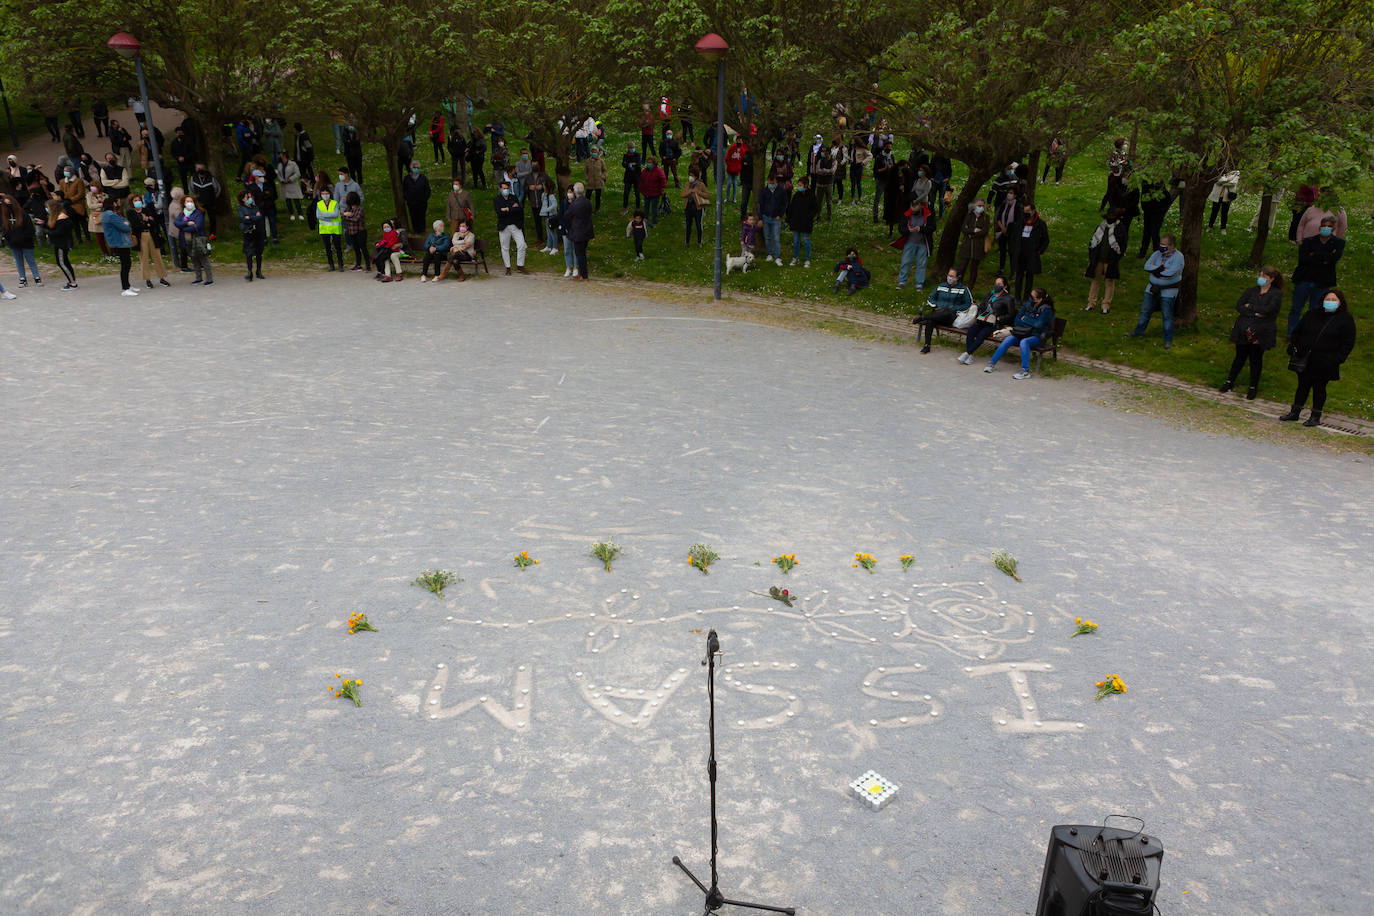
[1132,286,1178,344]
[791,231,811,260]
[645,195,661,225]
[761,216,782,260]
[989,334,1042,370]
[11,247,39,281]
[725,173,738,203]
[546,218,559,251]
[897,237,928,287]
[1288,281,1326,336]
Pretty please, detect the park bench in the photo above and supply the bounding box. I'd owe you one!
[927,315,1067,372]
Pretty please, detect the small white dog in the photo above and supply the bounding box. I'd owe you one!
[724,251,754,275]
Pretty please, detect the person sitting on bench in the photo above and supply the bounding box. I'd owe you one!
[913,268,975,353]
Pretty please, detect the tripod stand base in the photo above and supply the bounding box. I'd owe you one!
[672,856,795,915]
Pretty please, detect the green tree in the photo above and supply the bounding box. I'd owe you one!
[881,0,1124,275]
[280,0,471,231]
[602,0,896,217]
[1117,0,1374,325]
[0,0,126,120]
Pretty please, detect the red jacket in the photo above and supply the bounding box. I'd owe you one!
[638,165,667,198]
[725,142,744,176]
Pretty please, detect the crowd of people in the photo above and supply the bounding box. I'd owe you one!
[0,100,1358,423]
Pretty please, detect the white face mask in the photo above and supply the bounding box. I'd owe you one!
[184,203,195,213]
[452,185,460,192]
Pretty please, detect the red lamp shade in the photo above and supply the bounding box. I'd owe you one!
[694,33,729,62]
[107,32,141,59]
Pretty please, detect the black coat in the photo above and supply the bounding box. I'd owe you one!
[563,196,594,243]
[1012,217,1049,273]
[1289,308,1356,382]
[785,189,818,234]
[1292,235,1344,287]
[1229,285,1282,350]
[402,173,431,207]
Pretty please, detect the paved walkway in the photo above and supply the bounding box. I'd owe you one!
[3,275,1372,913]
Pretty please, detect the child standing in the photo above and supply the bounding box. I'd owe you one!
[740,214,759,253]
[626,210,648,260]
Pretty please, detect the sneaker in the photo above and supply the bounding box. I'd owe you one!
[957,352,972,365]
[61,283,75,291]
[1012,370,1031,380]
[159,278,170,287]
[0,291,16,300]
[637,253,644,260]
[774,258,783,267]
[17,279,26,288]
[548,248,558,255]
[1162,341,1172,350]
[789,258,797,266]
[419,276,429,282]
[121,288,139,296]
[191,279,202,285]
[803,260,810,268]
[202,280,213,285]
[983,363,996,373]
[33,277,42,286]
[896,282,905,290]
[516,266,529,274]
[563,269,571,278]
[146,280,154,289]
[920,345,931,354]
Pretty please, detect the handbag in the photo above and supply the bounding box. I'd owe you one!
[1288,317,1332,374]
[983,233,993,254]
[953,303,978,329]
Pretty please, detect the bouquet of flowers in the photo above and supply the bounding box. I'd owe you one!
[687,543,719,575]
[1094,674,1127,701]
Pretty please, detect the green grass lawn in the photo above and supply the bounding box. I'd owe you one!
[22,110,1373,420]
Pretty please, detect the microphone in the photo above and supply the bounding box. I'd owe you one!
[702,629,720,665]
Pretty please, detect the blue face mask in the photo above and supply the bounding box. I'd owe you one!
[1319,226,1333,237]
[1256,276,1267,287]
[1323,299,1339,312]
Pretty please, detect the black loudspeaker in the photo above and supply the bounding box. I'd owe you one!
[1035,819,1164,916]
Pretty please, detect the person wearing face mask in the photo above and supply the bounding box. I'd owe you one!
[333,167,363,209]
[447,128,468,184]
[446,179,474,236]
[638,157,667,227]
[438,220,476,281]
[955,197,990,289]
[1126,234,1184,349]
[316,185,344,270]
[491,140,509,189]
[620,143,643,215]
[1010,203,1049,302]
[189,164,221,236]
[660,131,682,188]
[237,190,266,281]
[894,199,932,291]
[1083,208,1128,314]
[1281,289,1356,427]
[514,148,533,193]
[723,136,745,205]
[957,275,1015,364]
[494,180,529,275]
[563,182,595,281]
[984,287,1056,379]
[245,167,278,244]
[682,167,713,250]
[767,148,794,194]
[1221,267,1284,400]
[758,172,789,266]
[128,193,170,289]
[1,194,41,287]
[539,185,561,256]
[59,166,89,244]
[341,191,367,270]
[402,163,432,236]
[989,161,1021,212]
[914,268,975,353]
[174,195,212,284]
[372,219,403,281]
[1287,215,1345,337]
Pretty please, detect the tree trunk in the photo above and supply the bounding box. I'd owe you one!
[934,162,996,277]
[1247,192,1274,267]
[1174,175,1212,327]
[200,109,234,229]
[381,133,407,230]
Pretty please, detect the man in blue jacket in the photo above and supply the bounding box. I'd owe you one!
[984,288,1056,379]
[1126,234,1185,350]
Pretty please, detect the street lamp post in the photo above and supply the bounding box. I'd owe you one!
[694,33,729,302]
[107,32,167,210]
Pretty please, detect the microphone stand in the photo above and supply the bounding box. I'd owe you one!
[673,629,795,915]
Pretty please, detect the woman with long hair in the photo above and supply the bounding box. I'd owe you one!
[45,198,78,289]
[1220,266,1283,400]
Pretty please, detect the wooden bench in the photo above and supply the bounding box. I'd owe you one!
[926,315,1067,372]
